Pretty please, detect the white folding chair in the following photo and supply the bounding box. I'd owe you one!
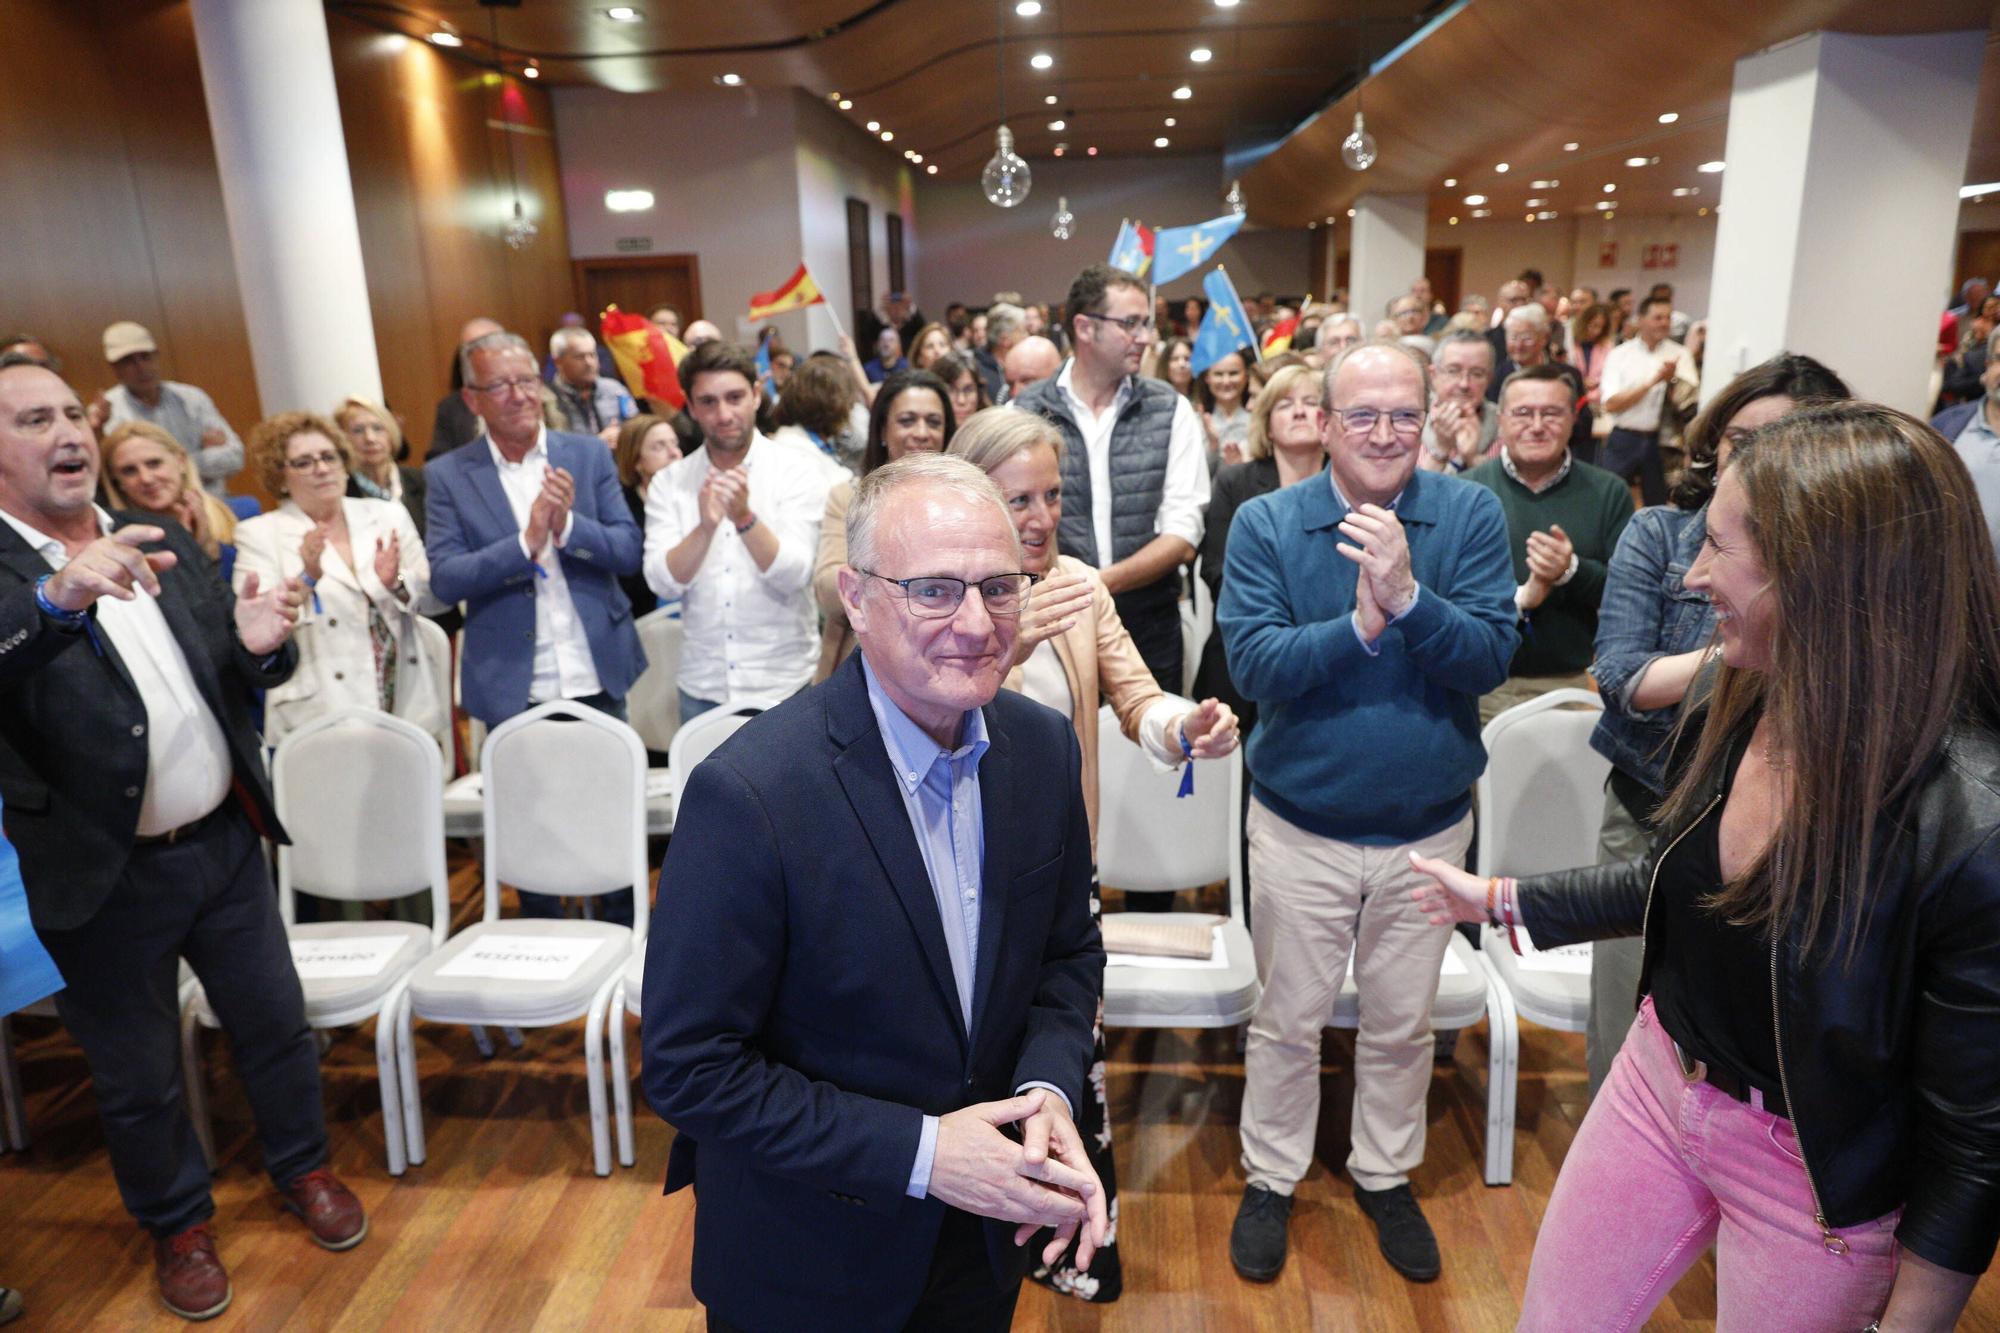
[179,710,449,1175]
[398,702,648,1176]
[1181,576,1213,697]
[605,704,762,1166]
[1468,688,1612,1186]
[1097,706,1260,1030]
[626,608,684,754]
[414,615,454,760]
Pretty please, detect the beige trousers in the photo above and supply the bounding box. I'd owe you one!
[1239,797,1475,1194]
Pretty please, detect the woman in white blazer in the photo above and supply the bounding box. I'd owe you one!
[233,412,447,746]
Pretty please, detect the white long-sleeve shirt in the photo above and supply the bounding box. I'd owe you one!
[643,435,830,705]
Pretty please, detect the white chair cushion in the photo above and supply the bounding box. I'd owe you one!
[1329,933,1489,1031]
[1102,914,1259,1027]
[407,919,630,1027]
[188,923,430,1028]
[1481,924,1592,1030]
[443,771,676,839]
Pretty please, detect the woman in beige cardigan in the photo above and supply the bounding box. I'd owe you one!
[946,407,1239,1305]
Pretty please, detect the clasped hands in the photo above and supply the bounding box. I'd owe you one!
[1518,524,1574,612]
[927,1089,1110,1271]
[1337,504,1417,641]
[696,465,753,533]
[44,526,302,656]
[524,466,576,555]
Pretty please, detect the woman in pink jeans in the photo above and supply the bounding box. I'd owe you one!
[1413,401,2000,1332]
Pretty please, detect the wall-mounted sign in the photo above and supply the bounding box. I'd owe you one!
[614,236,654,253]
[1642,243,1679,270]
[1598,241,1619,269]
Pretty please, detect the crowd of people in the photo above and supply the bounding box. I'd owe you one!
[2,250,1999,1330]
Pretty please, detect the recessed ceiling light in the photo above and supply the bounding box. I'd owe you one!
[1698,160,1725,173]
[1045,94,1058,105]
[1563,142,1579,152]
[1030,52,1054,69]
[522,63,539,78]
[1448,216,1459,225]
[880,130,893,141]
[1470,208,1491,218]
[1494,162,1509,173]
[1053,145,1066,157]
[838,98,853,109]
[1531,179,1558,189]
[1536,210,1558,220]
[1346,207,1356,218]
[1603,183,1616,193]
[1016,0,1042,13]
[1658,112,1679,124]
[1190,47,1213,63]
[428,29,463,47]
[927,164,938,174]
[1463,194,1487,205]
[1671,186,1697,197]
[1604,211,1616,220]
[1173,85,1193,100]
[1525,197,1546,207]
[1443,178,1457,187]
[1696,205,1707,215]
[1087,146,1098,155]
[1216,0,1240,7]
[605,189,654,212]
[604,6,641,21]
[717,73,742,86]
[1049,119,1066,131]
[866,120,880,131]
[1595,200,1615,210]
[911,153,923,163]
[1524,214,1535,223]
[1625,156,1649,167]
[1155,136,1171,147]
[1164,117,1176,127]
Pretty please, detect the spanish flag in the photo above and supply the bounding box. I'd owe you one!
[1262,316,1299,356]
[748,263,826,322]
[601,305,688,411]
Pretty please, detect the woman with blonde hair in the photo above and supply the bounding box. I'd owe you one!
[233,411,445,745]
[1414,402,2000,1329]
[334,396,426,536]
[947,404,1241,1305]
[100,420,237,566]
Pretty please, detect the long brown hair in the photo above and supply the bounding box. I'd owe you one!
[1656,402,2000,961]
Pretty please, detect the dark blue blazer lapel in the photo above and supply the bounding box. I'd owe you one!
[458,440,520,538]
[824,655,970,1051]
[969,709,1013,1053]
[0,520,140,698]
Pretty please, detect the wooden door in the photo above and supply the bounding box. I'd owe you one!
[1425,247,1463,314]
[573,256,703,331]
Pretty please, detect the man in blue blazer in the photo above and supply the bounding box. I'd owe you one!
[426,330,645,920]
[643,454,1107,1332]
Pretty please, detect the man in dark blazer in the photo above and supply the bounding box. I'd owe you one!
[0,356,362,1320]
[642,454,1106,1332]
[426,330,646,921]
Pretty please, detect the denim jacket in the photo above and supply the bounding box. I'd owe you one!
[1587,503,1713,791]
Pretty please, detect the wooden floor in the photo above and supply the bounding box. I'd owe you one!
[7,877,2000,1331]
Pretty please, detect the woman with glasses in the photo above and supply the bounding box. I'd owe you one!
[232,411,445,746]
[930,350,989,426]
[812,369,956,680]
[948,406,1240,1305]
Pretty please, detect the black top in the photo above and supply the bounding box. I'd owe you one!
[1648,735,1783,1102]
[620,484,658,618]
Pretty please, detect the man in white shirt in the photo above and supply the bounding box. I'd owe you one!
[0,355,368,1320]
[645,340,830,718]
[93,321,243,498]
[1011,264,1211,695]
[1598,295,1693,504]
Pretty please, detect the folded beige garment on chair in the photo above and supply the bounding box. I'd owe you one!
[1100,914,1227,959]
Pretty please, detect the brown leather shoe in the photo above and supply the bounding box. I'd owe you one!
[154,1223,231,1321]
[278,1168,368,1251]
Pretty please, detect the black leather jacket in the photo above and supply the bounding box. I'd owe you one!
[1520,701,2000,1275]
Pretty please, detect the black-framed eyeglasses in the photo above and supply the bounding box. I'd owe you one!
[857,570,1039,619]
[468,375,542,399]
[1080,312,1155,337]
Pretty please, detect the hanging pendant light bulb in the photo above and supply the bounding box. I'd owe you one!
[504,198,538,250]
[1340,111,1378,171]
[1225,179,1246,216]
[1050,195,1074,240]
[982,125,1033,208]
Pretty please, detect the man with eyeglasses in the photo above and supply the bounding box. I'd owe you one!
[1463,363,1634,725]
[425,329,646,921]
[1218,341,1517,1288]
[1418,330,1500,473]
[643,453,1106,1332]
[1011,264,1210,696]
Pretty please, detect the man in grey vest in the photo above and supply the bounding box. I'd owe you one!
[1012,265,1210,693]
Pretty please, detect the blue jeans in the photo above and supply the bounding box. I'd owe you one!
[515,692,636,928]
[678,688,721,723]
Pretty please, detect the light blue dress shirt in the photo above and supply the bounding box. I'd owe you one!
[858,659,1069,1199]
[1952,404,2000,558]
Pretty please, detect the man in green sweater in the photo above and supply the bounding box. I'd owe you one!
[1463,362,1634,724]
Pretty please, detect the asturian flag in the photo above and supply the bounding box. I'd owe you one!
[1107,219,1154,278]
[1150,212,1248,286]
[1190,267,1258,376]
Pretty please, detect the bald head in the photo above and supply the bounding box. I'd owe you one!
[684,320,723,347]
[1003,336,1061,399]
[457,317,502,346]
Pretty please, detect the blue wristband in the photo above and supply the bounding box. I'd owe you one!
[1176,721,1195,799]
[33,574,85,625]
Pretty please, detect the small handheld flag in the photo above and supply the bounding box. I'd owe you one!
[1108,219,1155,278]
[748,263,827,322]
[1189,268,1258,377]
[1149,213,1248,286]
[1262,315,1300,356]
[601,306,687,412]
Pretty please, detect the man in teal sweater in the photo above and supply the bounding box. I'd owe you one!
[1462,362,1634,724]
[1217,343,1517,1287]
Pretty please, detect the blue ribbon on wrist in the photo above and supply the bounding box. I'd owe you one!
[1176,723,1195,798]
[300,574,323,615]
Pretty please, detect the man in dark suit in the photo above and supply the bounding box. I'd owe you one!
[425,330,646,923]
[0,355,363,1321]
[643,453,1107,1332]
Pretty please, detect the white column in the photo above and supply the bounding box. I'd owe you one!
[190,0,382,414]
[1703,30,1982,413]
[1347,194,1427,336]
